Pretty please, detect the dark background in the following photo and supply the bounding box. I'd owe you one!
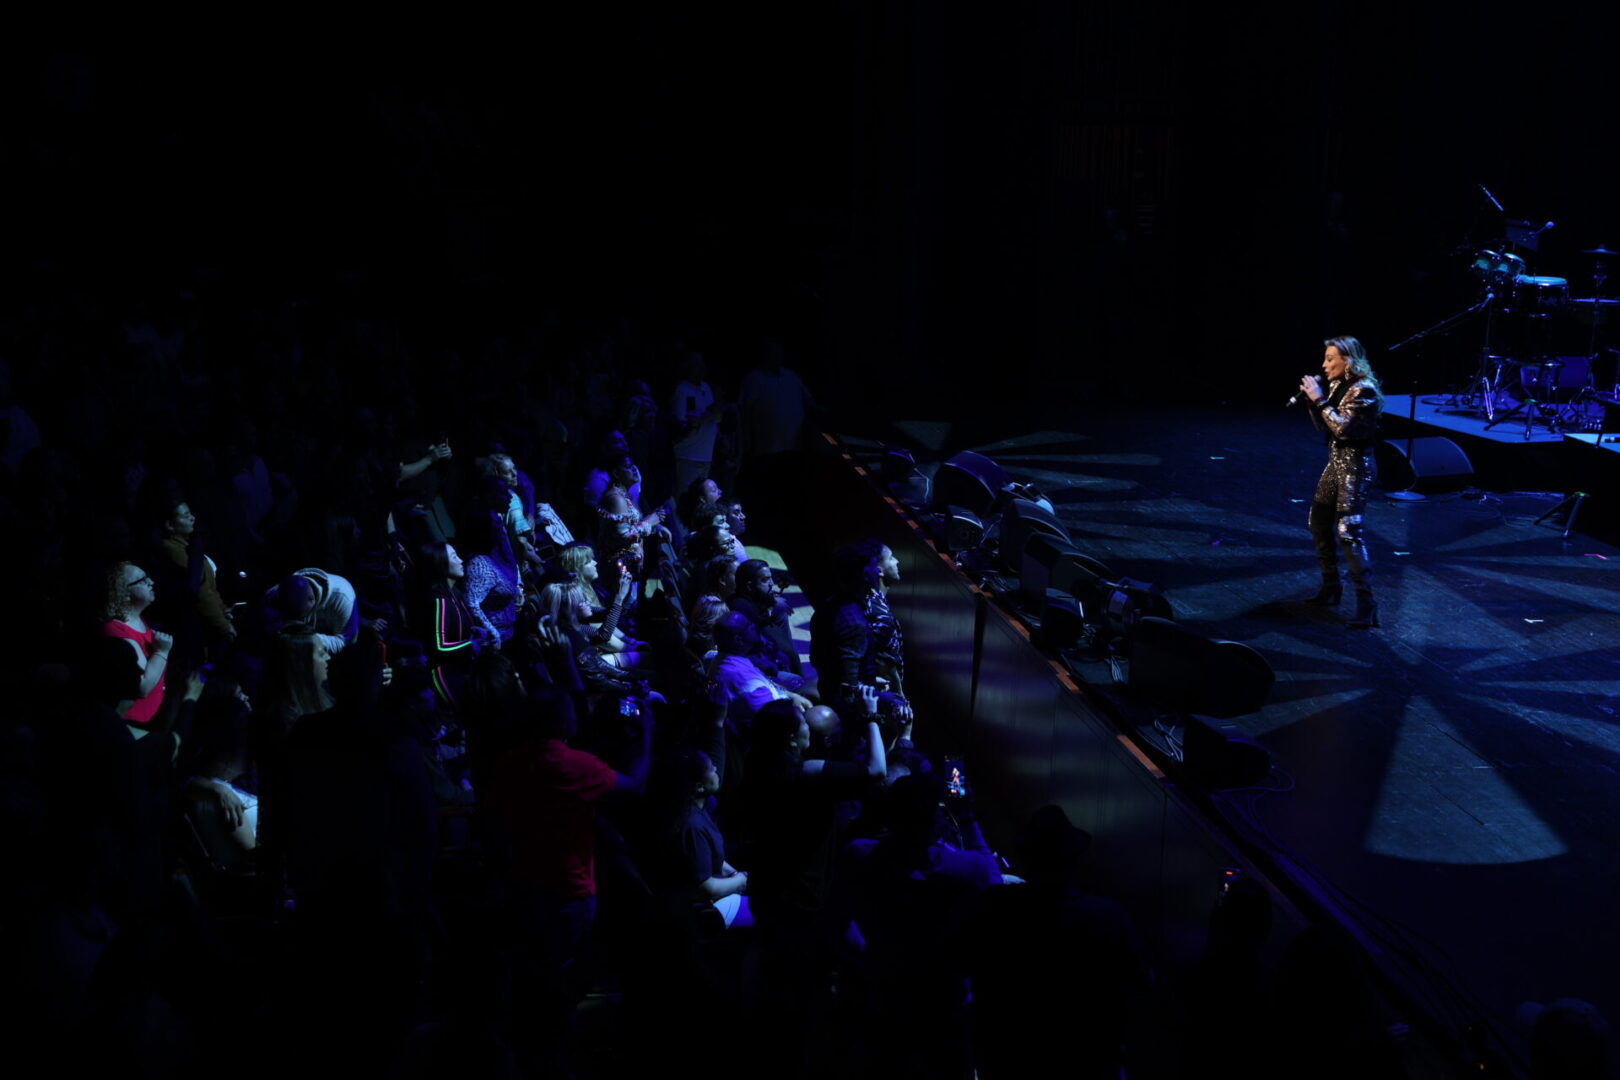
[7,5,1619,409]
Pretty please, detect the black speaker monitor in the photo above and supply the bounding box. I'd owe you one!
[932,451,1011,517]
[1022,534,1112,599]
[999,498,1071,570]
[1376,437,1473,494]
[1038,589,1087,650]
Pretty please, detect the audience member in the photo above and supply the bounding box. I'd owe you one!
[676,476,724,535]
[670,351,721,492]
[738,697,886,1066]
[686,522,735,566]
[694,552,738,602]
[811,539,909,720]
[721,500,750,562]
[964,804,1150,1079]
[100,561,173,730]
[264,565,360,646]
[259,573,338,735]
[836,773,1002,1079]
[552,541,640,665]
[685,594,730,664]
[712,612,812,726]
[536,580,635,695]
[652,744,751,929]
[581,427,644,514]
[595,483,668,603]
[480,452,547,579]
[738,337,812,460]
[153,496,236,651]
[458,507,523,645]
[182,676,260,869]
[487,690,650,1075]
[729,559,811,693]
[411,541,491,709]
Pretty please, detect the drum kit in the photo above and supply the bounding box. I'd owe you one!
[1451,225,1620,439]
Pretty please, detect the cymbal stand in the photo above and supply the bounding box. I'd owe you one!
[1387,291,1497,499]
[1433,288,1505,417]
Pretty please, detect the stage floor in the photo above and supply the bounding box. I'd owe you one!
[853,401,1620,1057]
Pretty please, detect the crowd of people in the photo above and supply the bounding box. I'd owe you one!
[0,278,1157,1079]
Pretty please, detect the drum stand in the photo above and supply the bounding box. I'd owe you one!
[1484,286,1565,437]
[1447,292,1508,419]
[1484,360,1564,439]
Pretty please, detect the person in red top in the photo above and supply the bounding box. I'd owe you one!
[101,560,174,728]
[490,691,649,895]
[489,689,651,1076]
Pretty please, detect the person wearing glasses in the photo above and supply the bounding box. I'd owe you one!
[101,561,174,729]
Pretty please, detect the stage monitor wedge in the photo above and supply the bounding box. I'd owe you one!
[932,451,1011,517]
[1376,436,1473,494]
[997,498,1072,571]
[1022,534,1112,600]
[1127,616,1273,718]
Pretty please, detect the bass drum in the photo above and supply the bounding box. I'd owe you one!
[1505,275,1569,318]
[1505,355,1591,404]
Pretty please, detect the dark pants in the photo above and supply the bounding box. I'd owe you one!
[510,888,597,1077]
[1310,445,1375,595]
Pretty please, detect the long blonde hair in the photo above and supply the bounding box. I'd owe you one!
[554,542,595,576]
[537,582,587,632]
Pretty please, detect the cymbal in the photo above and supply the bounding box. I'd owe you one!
[1570,297,1620,305]
[1582,245,1620,255]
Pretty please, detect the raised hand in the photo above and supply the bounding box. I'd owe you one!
[858,683,880,718]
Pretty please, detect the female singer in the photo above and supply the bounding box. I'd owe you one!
[1299,336,1384,628]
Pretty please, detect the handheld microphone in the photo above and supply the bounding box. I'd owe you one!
[1287,378,1317,408]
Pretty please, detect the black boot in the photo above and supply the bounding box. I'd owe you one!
[1340,517,1378,629]
[1348,589,1379,629]
[1306,502,1340,605]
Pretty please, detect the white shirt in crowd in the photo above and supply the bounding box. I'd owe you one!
[671,379,718,464]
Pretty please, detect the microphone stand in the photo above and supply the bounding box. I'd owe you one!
[1384,290,1498,500]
